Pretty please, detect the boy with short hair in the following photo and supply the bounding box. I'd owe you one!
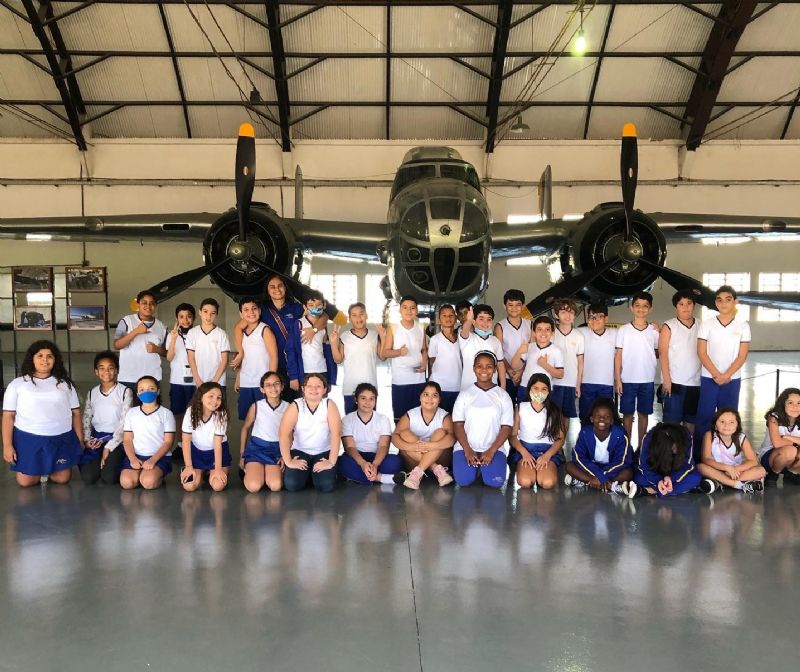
[552,299,585,424]
[511,315,565,401]
[577,303,617,422]
[235,296,279,420]
[186,297,230,387]
[285,290,330,391]
[459,304,506,390]
[329,302,383,414]
[455,300,473,328]
[166,302,196,460]
[694,285,751,450]
[494,289,531,402]
[615,291,659,446]
[659,289,701,433]
[381,295,427,421]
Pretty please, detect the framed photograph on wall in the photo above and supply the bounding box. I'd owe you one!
[12,266,52,292]
[66,266,106,292]
[68,305,107,331]
[14,305,53,330]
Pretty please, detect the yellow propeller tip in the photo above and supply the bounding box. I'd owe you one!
[129,298,139,312]
[238,122,255,138]
[622,123,637,138]
[333,312,348,326]
[521,307,533,320]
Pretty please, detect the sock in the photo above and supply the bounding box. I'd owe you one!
[735,481,744,490]
[378,473,395,484]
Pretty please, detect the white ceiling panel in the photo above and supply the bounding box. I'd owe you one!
[705,105,788,141]
[718,57,800,103]
[57,3,168,51]
[738,3,800,50]
[392,5,495,53]
[509,3,611,53]
[292,105,384,140]
[497,104,585,140]
[0,54,60,100]
[179,57,276,102]
[290,58,383,102]
[186,105,281,140]
[594,57,695,103]
[76,57,180,102]
[0,104,71,140]
[283,4,384,53]
[0,11,39,49]
[86,104,187,139]
[605,3,717,52]
[588,106,684,141]
[390,106,484,140]
[502,56,594,102]
[165,2,268,52]
[392,58,487,103]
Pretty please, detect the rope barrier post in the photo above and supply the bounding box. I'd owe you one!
[776,369,781,398]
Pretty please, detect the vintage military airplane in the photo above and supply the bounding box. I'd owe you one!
[2,122,800,320]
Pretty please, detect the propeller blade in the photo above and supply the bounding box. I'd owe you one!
[636,258,717,310]
[235,122,256,244]
[526,258,618,316]
[621,123,638,242]
[736,292,800,311]
[247,255,347,325]
[146,256,231,303]
[538,165,552,221]
[295,165,304,220]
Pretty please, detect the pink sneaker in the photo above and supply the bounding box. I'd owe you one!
[432,464,454,487]
[404,467,425,490]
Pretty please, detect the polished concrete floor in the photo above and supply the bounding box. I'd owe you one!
[1,352,800,671]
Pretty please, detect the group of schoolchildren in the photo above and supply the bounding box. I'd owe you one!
[3,273,800,499]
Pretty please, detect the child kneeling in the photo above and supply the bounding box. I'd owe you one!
[180,382,231,492]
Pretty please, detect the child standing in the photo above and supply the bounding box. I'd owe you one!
[2,340,83,487]
[452,352,514,489]
[511,315,565,402]
[659,290,701,433]
[565,397,636,497]
[186,298,230,387]
[552,299,584,425]
[113,290,167,391]
[459,304,506,391]
[634,422,705,496]
[285,290,331,392]
[698,408,765,493]
[240,371,288,493]
[338,383,401,484]
[166,303,196,450]
[427,304,463,413]
[235,296,278,420]
[759,388,800,483]
[180,382,231,492]
[120,376,176,490]
[382,295,427,421]
[578,304,617,422]
[615,291,659,446]
[80,351,133,485]
[509,373,565,490]
[329,302,382,414]
[494,289,531,402]
[695,285,751,450]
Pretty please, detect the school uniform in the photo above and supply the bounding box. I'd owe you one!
[459,332,504,391]
[182,413,231,471]
[168,329,195,416]
[339,411,401,483]
[519,342,565,401]
[428,331,462,412]
[237,323,275,420]
[634,425,701,496]
[2,375,82,476]
[339,328,380,414]
[390,321,427,420]
[578,326,617,420]
[283,398,337,492]
[571,424,631,484]
[497,317,531,402]
[243,399,288,466]
[708,432,747,467]
[695,316,751,450]
[80,383,133,483]
[121,405,176,474]
[615,322,659,415]
[115,314,167,386]
[185,324,230,385]
[661,317,701,424]
[406,406,450,441]
[452,384,514,488]
[759,415,800,472]
[552,326,584,418]
[285,316,329,387]
[510,401,564,465]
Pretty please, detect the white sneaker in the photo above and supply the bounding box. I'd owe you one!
[623,481,638,499]
[609,481,626,496]
[564,474,587,488]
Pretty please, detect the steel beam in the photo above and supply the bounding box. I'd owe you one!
[485,0,513,152]
[158,4,191,138]
[583,3,616,139]
[264,1,291,151]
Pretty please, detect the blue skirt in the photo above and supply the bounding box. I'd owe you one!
[242,436,281,466]
[510,440,564,466]
[11,427,82,476]
[78,429,113,466]
[121,453,173,475]
[190,441,232,471]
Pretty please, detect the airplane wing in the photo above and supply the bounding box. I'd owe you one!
[286,217,385,260]
[489,219,569,259]
[649,212,800,238]
[0,214,217,241]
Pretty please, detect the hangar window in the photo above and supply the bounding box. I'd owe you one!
[701,273,750,321]
[757,273,800,322]
[310,274,358,312]
[365,273,393,324]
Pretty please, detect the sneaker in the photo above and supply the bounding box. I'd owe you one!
[699,478,717,494]
[403,467,424,491]
[609,481,626,496]
[393,471,408,485]
[751,479,764,492]
[432,464,454,487]
[740,481,755,494]
[784,471,800,486]
[564,474,587,489]
[765,471,779,486]
[623,481,638,499]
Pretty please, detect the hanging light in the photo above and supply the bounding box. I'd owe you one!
[510,115,531,134]
[573,1,587,55]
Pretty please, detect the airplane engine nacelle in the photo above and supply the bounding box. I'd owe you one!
[203,204,298,298]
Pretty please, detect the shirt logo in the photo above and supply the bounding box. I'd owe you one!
[56,458,68,465]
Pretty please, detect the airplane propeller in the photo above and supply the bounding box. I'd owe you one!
[144,124,346,324]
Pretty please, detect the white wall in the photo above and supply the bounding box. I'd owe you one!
[2,137,800,351]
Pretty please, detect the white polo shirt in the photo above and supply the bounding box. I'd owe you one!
[186,324,230,385]
[181,413,228,452]
[340,328,380,395]
[459,332,504,390]
[698,316,751,380]
[3,375,79,436]
[615,323,659,384]
[123,405,176,457]
[428,332,463,392]
[452,384,514,454]
[342,411,393,453]
[497,317,531,368]
[517,402,552,444]
[116,314,167,383]
[168,331,191,386]
[664,317,701,386]
[405,406,449,440]
[579,327,617,387]
[390,321,426,385]
[553,326,585,388]
[520,342,565,389]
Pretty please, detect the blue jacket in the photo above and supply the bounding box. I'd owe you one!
[572,424,631,484]
[637,425,696,489]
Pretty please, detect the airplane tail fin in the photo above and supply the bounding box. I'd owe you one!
[538,165,552,222]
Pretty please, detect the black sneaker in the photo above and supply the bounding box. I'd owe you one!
[699,478,717,494]
[765,471,780,486]
[393,471,408,485]
[749,480,764,493]
[783,471,800,486]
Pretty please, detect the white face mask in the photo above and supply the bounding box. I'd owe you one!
[531,392,549,404]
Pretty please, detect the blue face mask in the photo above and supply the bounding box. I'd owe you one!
[475,327,492,338]
[137,391,158,404]
[308,307,324,317]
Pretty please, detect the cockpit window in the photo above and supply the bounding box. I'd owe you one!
[400,202,429,241]
[461,202,488,242]
[439,163,481,191]
[429,198,461,221]
[391,164,436,200]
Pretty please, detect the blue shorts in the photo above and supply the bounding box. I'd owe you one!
[661,383,700,424]
[438,390,460,414]
[505,378,519,405]
[169,383,195,416]
[243,436,282,466]
[580,383,614,420]
[190,442,232,471]
[344,395,357,415]
[551,385,577,418]
[121,453,173,475]
[392,383,424,420]
[760,449,775,473]
[620,382,654,416]
[78,429,114,466]
[509,440,564,466]
[10,427,82,476]
[237,387,262,420]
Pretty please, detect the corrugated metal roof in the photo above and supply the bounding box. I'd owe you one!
[587,106,684,140]
[85,104,186,139]
[291,105,384,140]
[718,56,800,102]
[497,105,585,140]
[705,105,788,141]
[738,3,800,50]
[0,104,70,139]
[283,4,383,53]
[0,10,39,49]
[392,58,487,102]
[606,3,717,52]
[0,54,60,99]
[58,2,167,51]
[186,105,281,140]
[290,58,382,102]
[165,3,268,53]
[76,57,180,102]
[392,5,495,53]
[594,57,695,103]
[503,56,594,102]
[180,56,276,102]
[391,106,484,140]
[509,3,610,52]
